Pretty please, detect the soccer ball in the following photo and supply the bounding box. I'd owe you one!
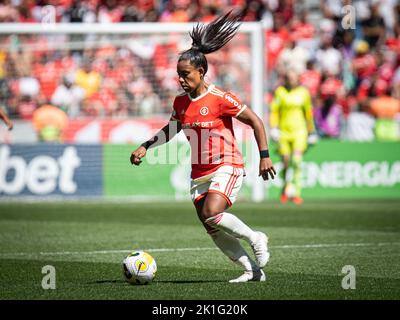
[122,251,157,285]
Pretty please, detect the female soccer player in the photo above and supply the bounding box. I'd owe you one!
[269,70,317,205]
[130,11,276,283]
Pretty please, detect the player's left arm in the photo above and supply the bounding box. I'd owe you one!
[236,107,276,181]
[304,88,316,134]
[303,88,318,145]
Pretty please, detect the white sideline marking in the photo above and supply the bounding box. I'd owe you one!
[1,242,399,258]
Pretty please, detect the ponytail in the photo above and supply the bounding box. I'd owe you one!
[178,10,242,74]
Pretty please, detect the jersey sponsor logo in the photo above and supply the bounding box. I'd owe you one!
[182,121,214,129]
[224,94,242,109]
[200,106,209,116]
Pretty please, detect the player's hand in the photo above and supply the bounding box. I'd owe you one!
[270,128,280,142]
[130,146,146,166]
[7,121,13,131]
[307,132,318,145]
[259,158,276,181]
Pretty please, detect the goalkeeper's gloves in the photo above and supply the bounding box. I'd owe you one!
[270,128,280,142]
[307,132,319,145]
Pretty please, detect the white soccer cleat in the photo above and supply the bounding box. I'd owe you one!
[229,269,266,283]
[250,231,270,268]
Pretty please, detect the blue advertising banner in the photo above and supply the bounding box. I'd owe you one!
[0,144,102,197]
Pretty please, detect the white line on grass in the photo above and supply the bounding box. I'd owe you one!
[1,242,399,258]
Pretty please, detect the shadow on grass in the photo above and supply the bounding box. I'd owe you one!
[156,279,227,284]
[88,279,125,284]
[90,279,227,284]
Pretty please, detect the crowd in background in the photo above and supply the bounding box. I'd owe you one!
[0,0,399,141]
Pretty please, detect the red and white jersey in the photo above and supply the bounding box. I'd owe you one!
[171,84,246,179]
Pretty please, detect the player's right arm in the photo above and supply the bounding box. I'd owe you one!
[0,108,13,130]
[130,117,182,166]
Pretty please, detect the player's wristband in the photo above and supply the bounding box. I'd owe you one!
[260,150,270,159]
[141,141,152,150]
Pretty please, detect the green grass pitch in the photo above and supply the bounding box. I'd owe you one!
[0,200,399,300]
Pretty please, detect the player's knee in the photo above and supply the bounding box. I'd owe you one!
[293,153,302,167]
[201,205,222,221]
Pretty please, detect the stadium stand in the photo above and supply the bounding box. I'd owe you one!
[0,0,399,141]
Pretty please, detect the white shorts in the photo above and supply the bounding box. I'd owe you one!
[190,165,244,206]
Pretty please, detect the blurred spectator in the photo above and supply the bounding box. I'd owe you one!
[85,78,118,116]
[32,103,68,142]
[357,75,388,110]
[300,60,322,97]
[377,50,397,86]
[18,2,34,23]
[33,52,63,101]
[74,59,102,98]
[260,0,279,28]
[16,95,37,120]
[289,10,316,51]
[198,0,219,22]
[277,37,310,75]
[369,88,400,141]
[0,0,19,22]
[159,0,196,22]
[315,35,342,77]
[242,0,265,22]
[265,13,289,74]
[18,76,40,98]
[98,0,123,23]
[352,40,377,89]
[63,0,93,23]
[275,0,294,24]
[9,44,33,78]
[320,74,345,99]
[338,30,356,61]
[51,74,85,118]
[362,2,386,49]
[314,95,343,138]
[379,0,398,36]
[320,0,342,21]
[319,17,337,41]
[120,5,143,22]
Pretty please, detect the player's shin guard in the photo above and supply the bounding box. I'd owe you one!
[209,229,258,271]
[205,212,258,244]
[293,153,303,197]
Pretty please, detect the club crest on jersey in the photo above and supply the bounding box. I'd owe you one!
[200,106,209,116]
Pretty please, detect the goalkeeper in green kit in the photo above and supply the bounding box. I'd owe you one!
[269,70,317,204]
